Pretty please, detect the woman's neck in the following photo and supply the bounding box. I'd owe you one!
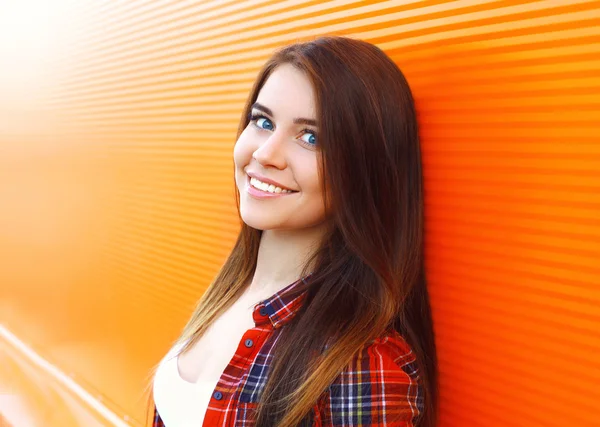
[248,224,327,299]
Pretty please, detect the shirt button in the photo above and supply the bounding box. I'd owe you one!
[259,307,267,316]
[213,391,223,400]
[244,339,254,348]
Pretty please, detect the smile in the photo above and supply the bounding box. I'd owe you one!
[250,176,294,193]
[246,175,298,199]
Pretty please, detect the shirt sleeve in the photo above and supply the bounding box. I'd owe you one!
[315,331,423,427]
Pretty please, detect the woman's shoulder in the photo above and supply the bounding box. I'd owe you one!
[317,329,423,426]
[364,329,419,373]
[344,329,420,383]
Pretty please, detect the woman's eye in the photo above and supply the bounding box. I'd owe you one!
[299,131,317,146]
[249,113,317,148]
[255,117,273,131]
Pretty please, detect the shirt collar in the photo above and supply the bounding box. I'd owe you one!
[252,273,313,329]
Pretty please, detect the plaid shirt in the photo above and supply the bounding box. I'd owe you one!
[152,275,423,426]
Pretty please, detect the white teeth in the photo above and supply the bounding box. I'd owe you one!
[250,176,293,194]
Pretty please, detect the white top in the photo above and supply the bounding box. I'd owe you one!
[153,340,216,427]
[153,286,269,426]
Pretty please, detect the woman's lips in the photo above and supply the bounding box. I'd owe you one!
[246,175,298,199]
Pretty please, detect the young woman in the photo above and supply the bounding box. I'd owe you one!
[148,35,438,427]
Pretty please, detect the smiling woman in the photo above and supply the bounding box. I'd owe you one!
[147,35,438,427]
[235,63,328,233]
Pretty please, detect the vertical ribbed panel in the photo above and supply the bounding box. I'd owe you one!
[0,1,598,425]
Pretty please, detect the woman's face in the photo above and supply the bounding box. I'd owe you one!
[234,63,327,231]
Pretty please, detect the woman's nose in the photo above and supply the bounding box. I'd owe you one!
[252,132,287,169]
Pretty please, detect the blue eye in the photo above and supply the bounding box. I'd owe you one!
[299,131,317,146]
[256,117,273,130]
[250,114,273,131]
[248,112,318,149]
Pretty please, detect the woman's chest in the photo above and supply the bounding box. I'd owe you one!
[177,295,258,385]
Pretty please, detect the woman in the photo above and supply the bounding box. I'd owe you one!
[148,35,438,427]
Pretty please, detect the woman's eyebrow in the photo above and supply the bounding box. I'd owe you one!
[251,102,318,127]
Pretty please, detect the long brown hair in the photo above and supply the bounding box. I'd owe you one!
[145,35,438,427]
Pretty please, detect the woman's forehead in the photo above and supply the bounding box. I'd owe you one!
[255,64,316,121]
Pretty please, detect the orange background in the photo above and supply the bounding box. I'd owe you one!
[1,1,599,426]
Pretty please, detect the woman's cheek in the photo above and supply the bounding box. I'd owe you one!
[233,130,255,164]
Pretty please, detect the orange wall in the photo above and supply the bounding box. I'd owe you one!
[1,1,599,425]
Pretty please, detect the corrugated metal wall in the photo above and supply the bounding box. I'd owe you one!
[1,1,599,425]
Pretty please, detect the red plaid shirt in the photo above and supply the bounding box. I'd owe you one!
[152,275,423,426]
